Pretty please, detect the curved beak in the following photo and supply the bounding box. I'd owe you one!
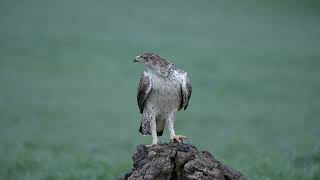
[133,55,141,63]
[133,59,139,63]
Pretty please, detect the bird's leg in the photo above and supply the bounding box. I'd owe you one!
[146,117,158,147]
[167,113,188,143]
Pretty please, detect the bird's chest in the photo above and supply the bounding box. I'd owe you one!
[149,76,181,110]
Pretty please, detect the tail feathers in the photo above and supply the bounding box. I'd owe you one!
[139,123,151,135]
[157,130,164,136]
[156,119,165,137]
[139,123,164,136]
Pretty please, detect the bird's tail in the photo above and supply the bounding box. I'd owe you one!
[138,120,164,136]
[156,119,165,136]
[139,122,151,135]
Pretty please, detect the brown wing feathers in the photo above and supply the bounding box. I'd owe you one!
[179,73,192,111]
[184,75,192,110]
[137,72,152,114]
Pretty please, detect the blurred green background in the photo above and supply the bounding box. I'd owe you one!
[1,0,320,179]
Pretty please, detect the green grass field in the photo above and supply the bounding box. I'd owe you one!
[1,0,320,179]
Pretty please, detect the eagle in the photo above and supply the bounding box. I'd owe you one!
[133,52,192,146]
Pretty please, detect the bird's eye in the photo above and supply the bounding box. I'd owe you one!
[143,56,148,60]
[149,55,156,60]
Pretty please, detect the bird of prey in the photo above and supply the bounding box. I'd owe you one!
[133,52,192,146]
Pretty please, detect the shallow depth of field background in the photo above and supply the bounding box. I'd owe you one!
[1,0,320,179]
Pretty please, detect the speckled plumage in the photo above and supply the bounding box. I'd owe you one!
[134,53,192,144]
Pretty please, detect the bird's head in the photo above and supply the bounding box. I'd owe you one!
[133,52,171,76]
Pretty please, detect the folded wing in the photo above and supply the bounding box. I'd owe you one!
[137,71,152,114]
[179,72,192,111]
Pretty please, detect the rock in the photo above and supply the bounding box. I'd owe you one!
[118,143,246,180]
